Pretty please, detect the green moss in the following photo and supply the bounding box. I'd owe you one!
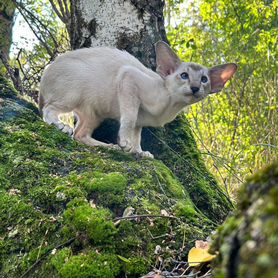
[52,250,120,278]
[140,115,233,222]
[28,185,56,211]
[174,200,197,218]
[53,185,86,201]
[85,172,127,192]
[154,162,186,198]
[82,172,128,208]
[21,246,50,271]
[212,162,278,278]
[141,198,160,213]
[116,221,143,251]
[0,191,58,274]
[0,191,37,233]
[123,256,151,276]
[0,76,18,99]
[63,201,117,245]
[51,248,72,271]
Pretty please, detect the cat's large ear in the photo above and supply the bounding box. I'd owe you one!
[209,63,237,93]
[155,41,181,78]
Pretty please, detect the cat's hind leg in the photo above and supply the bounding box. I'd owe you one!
[73,110,119,149]
[42,104,73,135]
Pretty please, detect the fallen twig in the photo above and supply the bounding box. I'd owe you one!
[113,214,179,222]
[19,237,75,278]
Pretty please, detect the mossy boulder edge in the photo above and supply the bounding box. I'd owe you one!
[0,76,231,277]
[211,162,278,278]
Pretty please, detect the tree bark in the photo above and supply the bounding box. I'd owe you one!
[0,2,15,55]
[69,0,168,69]
[0,1,15,70]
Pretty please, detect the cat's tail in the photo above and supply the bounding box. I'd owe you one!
[38,93,44,116]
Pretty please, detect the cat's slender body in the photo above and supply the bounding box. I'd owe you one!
[39,42,237,158]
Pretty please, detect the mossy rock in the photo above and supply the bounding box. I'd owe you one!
[94,117,233,222]
[211,162,278,278]
[0,75,231,278]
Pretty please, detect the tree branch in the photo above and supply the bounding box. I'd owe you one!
[0,51,23,94]
[49,0,66,23]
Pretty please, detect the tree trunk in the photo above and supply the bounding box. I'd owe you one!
[69,0,168,69]
[0,2,15,55]
[0,1,15,70]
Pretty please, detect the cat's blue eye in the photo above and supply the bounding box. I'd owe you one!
[180,72,189,80]
[201,76,208,83]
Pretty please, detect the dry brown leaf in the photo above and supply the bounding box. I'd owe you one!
[153,274,165,278]
[160,209,169,216]
[195,240,210,249]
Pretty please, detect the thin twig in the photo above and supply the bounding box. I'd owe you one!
[254,143,278,149]
[49,0,66,23]
[113,214,179,222]
[19,237,75,278]
[63,0,70,19]
[15,5,53,57]
[147,228,169,240]
[15,0,59,49]
[0,51,23,93]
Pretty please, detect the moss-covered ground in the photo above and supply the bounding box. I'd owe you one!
[0,75,231,277]
[93,117,234,222]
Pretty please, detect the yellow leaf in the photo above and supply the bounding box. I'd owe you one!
[188,247,216,267]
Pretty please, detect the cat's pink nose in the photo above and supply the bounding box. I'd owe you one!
[191,87,200,94]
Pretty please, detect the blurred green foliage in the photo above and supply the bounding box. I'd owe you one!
[9,0,69,93]
[166,0,278,195]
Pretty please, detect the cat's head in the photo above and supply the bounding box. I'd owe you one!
[155,41,237,105]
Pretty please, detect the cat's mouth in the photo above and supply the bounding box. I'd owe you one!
[184,91,195,96]
[193,94,202,99]
[183,91,204,99]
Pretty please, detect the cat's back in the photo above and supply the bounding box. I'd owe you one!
[53,47,149,75]
[40,47,157,113]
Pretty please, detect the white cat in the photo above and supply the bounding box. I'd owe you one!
[39,41,237,158]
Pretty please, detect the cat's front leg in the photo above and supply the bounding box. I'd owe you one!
[118,125,153,158]
[117,69,154,158]
[118,119,136,152]
[130,127,154,158]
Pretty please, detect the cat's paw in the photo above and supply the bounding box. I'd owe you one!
[118,139,133,152]
[108,143,121,150]
[55,122,73,136]
[136,151,154,159]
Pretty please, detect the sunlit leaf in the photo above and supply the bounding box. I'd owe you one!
[188,247,216,267]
